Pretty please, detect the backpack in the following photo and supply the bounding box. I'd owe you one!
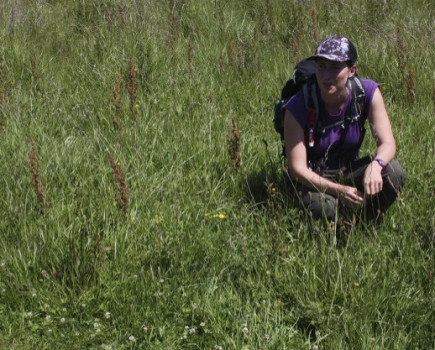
[273,58,367,165]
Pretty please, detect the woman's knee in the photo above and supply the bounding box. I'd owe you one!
[384,159,406,192]
[303,192,337,222]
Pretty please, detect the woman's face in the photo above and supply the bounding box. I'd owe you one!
[315,58,355,96]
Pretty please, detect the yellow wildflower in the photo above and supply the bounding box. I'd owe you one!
[205,212,227,219]
[153,215,163,224]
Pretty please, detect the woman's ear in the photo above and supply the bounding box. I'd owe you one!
[349,63,358,78]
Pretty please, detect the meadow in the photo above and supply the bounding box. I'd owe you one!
[0,0,434,349]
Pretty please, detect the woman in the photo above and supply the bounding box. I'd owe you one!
[283,36,405,224]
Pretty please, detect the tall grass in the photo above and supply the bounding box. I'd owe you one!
[0,0,434,349]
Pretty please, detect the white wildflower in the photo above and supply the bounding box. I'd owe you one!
[128,335,136,343]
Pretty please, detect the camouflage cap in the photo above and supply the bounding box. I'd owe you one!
[308,36,358,63]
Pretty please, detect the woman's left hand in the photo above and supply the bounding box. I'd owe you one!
[363,161,384,196]
[364,87,396,197]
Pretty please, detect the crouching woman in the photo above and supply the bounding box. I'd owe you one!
[283,36,405,224]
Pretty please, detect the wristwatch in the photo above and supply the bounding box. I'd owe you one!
[374,157,386,170]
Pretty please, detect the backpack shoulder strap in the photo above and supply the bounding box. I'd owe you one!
[349,76,366,123]
[328,77,366,159]
[302,79,320,148]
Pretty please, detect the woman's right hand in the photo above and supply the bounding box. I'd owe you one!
[338,185,364,209]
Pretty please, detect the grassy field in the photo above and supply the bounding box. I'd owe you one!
[0,0,434,349]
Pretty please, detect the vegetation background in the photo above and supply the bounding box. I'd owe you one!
[0,0,433,349]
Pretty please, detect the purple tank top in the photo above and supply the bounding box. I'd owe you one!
[283,78,379,168]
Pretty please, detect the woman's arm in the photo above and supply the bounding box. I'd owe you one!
[283,110,364,206]
[364,87,397,196]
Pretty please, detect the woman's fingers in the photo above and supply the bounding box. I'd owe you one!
[341,187,364,208]
[365,178,383,196]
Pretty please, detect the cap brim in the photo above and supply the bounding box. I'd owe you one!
[307,54,349,62]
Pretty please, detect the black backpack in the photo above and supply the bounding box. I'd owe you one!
[273,58,367,162]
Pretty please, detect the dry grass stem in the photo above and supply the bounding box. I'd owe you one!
[126,58,138,120]
[227,116,241,173]
[107,152,129,218]
[227,41,235,66]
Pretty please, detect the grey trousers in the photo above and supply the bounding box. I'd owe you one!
[285,156,406,223]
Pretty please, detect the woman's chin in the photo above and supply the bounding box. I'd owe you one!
[322,86,336,95]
